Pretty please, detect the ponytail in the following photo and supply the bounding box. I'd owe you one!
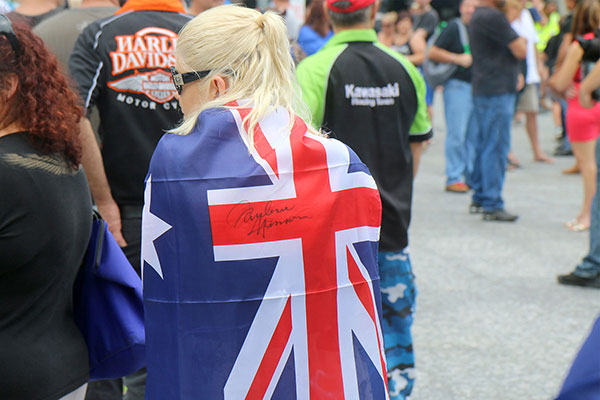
[170,5,317,149]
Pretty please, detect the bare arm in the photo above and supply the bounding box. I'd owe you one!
[428,45,473,68]
[508,37,528,60]
[407,33,426,66]
[549,41,583,95]
[80,117,127,246]
[410,141,425,177]
[579,61,600,108]
[555,33,573,69]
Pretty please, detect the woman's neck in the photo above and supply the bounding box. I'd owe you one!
[0,121,25,138]
[379,31,394,46]
[395,32,411,45]
[15,0,60,16]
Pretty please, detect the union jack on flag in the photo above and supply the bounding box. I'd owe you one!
[142,104,389,399]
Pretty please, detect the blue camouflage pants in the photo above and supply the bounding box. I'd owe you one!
[378,248,417,400]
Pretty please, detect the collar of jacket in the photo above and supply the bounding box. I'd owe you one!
[325,29,378,47]
[116,0,186,15]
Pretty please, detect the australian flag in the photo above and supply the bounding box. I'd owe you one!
[141,103,389,399]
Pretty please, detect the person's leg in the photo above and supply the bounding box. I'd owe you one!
[379,249,417,400]
[519,84,552,162]
[464,106,478,189]
[569,140,597,230]
[84,379,122,400]
[576,139,600,277]
[443,79,471,187]
[473,94,513,212]
[552,101,563,136]
[123,368,147,400]
[525,111,552,162]
[120,216,147,400]
[471,97,488,209]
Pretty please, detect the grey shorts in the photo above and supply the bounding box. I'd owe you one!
[517,84,539,113]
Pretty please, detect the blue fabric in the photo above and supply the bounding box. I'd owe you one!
[425,78,434,106]
[297,25,333,56]
[378,249,416,400]
[443,79,476,185]
[471,93,515,211]
[555,316,600,400]
[417,66,435,106]
[143,108,387,399]
[575,140,600,278]
[73,213,145,381]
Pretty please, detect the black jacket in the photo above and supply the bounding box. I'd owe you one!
[69,0,191,205]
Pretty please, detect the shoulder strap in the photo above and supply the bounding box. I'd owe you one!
[456,18,469,47]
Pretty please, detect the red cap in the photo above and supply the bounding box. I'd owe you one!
[326,0,375,13]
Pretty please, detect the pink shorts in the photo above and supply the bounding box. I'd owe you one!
[566,89,600,143]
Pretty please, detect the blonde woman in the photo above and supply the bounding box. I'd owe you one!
[378,11,398,47]
[141,5,390,398]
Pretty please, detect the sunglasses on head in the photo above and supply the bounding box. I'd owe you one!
[0,14,20,54]
[170,66,211,94]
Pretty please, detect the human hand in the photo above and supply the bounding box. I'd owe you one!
[566,84,577,100]
[97,199,128,247]
[516,74,525,91]
[579,89,595,108]
[455,53,473,68]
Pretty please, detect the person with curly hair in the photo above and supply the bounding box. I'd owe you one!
[0,16,93,400]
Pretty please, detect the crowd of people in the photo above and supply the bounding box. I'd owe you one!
[0,0,599,399]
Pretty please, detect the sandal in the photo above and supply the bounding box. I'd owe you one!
[565,219,590,232]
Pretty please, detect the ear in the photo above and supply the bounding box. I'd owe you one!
[2,74,18,102]
[209,75,230,99]
[371,0,380,21]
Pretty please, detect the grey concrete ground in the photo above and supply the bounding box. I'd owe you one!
[409,93,600,400]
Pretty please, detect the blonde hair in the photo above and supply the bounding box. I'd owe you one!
[381,11,398,25]
[170,5,314,147]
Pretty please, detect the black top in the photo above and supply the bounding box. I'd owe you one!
[0,132,92,400]
[434,19,471,82]
[69,10,192,206]
[470,6,520,96]
[391,40,413,56]
[297,30,432,251]
[413,9,439,40]
[323,42,431,251]
[560,13,573,36]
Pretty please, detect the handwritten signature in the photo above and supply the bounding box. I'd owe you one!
[226,201,311,238]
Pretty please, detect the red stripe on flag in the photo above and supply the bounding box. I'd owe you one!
[347,248,389,394]
[236,107,279,179]
[246,296,293,399]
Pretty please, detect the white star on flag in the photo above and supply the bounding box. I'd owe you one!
[141,174,172,280]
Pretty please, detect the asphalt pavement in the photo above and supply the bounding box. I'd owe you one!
[408,92,600,400]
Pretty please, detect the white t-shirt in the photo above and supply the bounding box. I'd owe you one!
[511,9,541,84]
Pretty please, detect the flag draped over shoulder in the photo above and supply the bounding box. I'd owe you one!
[141,104,389,400]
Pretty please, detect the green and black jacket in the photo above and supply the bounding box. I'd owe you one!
[297,29,432,251]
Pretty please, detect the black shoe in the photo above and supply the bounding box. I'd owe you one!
[557,272,600,288]
[554,144,573,157]
[482,209,518,222]
[469,202,483,214]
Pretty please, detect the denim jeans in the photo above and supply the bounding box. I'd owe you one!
[443,79,476,185]
[471,93,516,211]
[575,140,600,278]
